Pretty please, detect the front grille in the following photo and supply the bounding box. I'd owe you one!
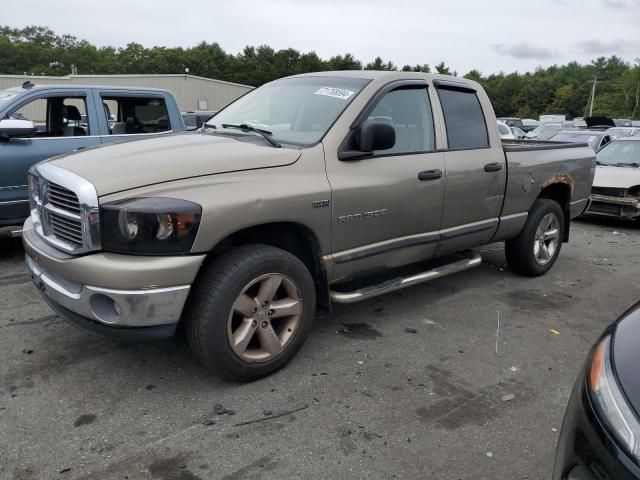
[29,163,100,254]
[48,182,81,214]
[49,212,83,246]
[591,187,627,198]
[588,201,622,216]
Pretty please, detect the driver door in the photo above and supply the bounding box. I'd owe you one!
[325,83,446,282]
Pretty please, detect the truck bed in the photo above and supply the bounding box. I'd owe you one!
[500,139,596,222]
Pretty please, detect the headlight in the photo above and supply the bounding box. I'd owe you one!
[101,198,201,255]
[589,334,640,461]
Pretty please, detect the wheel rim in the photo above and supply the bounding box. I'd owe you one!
[533,213,560,265]
[226,273,303,363]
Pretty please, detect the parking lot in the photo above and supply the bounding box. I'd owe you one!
[0,218,638,480]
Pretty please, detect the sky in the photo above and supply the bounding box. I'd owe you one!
[3,0,640,75]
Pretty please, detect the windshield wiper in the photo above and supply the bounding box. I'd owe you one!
[221,123,281,148]
[617,162,639,168]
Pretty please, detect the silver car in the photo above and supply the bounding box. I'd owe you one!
[587,137,640,220]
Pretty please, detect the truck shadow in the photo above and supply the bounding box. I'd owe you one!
[0,227,24,261]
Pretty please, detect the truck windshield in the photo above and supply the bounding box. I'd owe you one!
[206,76,369,147]
[597,140,640,167]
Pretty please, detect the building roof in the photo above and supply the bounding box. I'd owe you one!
[0,74,253,89]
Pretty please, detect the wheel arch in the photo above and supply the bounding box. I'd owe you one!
[199,221,331,312]
[538,181,572,242]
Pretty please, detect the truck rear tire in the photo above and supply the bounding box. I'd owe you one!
[505,198,565,277]
[184,244,316,381]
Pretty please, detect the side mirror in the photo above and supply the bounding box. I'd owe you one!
[359,120,396,152]
[339,120,396,160]
[0,119,37,139]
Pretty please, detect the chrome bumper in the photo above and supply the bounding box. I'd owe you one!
[26,254,190,328]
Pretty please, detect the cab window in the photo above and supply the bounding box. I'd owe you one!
[7,96,90,137]
[365,87,435,155]
[101,96,171,135]
[437,87,489,150]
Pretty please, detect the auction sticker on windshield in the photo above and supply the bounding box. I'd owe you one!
[314,87,355,100]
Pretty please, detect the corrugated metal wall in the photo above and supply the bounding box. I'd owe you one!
[0,74,253,111]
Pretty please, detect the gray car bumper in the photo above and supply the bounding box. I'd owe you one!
[26,253,190,330]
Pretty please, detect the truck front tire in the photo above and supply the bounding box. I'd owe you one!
[505,198,565,277]
[184,244,316,381]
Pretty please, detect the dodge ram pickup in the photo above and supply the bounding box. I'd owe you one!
[22,71,596,381]
[0,82,185,228]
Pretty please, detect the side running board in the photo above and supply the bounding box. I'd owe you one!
[329,251,482,304]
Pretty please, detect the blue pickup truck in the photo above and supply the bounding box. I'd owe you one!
[0,82,185,227]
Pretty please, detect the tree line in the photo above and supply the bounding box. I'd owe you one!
[1,26,639,119]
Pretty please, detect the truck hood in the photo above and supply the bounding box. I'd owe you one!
[593,165,640,189]
[47,133,301,196]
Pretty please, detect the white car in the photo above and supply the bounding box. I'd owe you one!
[497,120,515,139]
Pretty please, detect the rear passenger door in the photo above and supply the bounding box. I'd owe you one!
[94,91,174,145]
[434,82,506,255]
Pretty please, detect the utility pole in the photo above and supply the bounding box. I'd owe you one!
[588,77,597,117]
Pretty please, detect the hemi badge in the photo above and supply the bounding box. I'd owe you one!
[312,199,330,209]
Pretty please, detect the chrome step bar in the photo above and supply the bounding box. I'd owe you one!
[329,251,482,304]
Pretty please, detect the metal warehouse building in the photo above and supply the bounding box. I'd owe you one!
[0,74,253,111]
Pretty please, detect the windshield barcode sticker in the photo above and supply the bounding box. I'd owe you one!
[314,87,355,100]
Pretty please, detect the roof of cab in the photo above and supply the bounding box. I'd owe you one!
[288,70,481,88]
[3,84,172,94]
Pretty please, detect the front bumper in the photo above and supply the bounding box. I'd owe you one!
[23,220,206,339]
[553,367,640,480]
[586,194,640,220]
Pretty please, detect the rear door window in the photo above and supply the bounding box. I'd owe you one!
[437,87,489,150]
[101,96,171,135]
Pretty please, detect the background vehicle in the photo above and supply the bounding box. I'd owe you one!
[526,123,564,140]
[497,120,515,139]
[547,130,613,151]
[553,301,640,480]
[521,118,540,133]
[510,126,527,139]
[540,114,566,124]
[0,82,185,227]
[586,137,640,220]
[497,117,524,129]
[614,119,633,127]
[23,71,595,381]
[182,110,217,131]
[607,127,640,138]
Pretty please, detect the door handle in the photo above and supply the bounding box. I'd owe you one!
[484,162,503,172]
[418,169,443,181]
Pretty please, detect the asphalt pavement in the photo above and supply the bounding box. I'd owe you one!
[1,218,639,480]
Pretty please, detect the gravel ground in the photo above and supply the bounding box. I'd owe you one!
[1,218,639,480]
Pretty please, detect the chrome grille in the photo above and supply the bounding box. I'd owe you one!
[28,163,101,254]
[49,211,83,246]
[47,183,82,214]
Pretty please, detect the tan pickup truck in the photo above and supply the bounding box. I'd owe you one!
[23,71,595,380]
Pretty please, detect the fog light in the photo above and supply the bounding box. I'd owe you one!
[90,294,122,324]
